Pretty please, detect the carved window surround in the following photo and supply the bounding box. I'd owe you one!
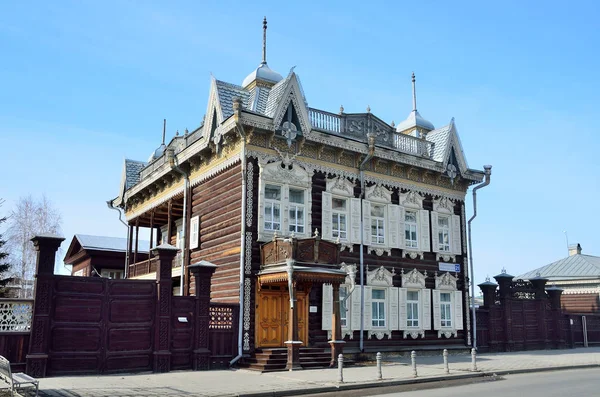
[322,176,360,252]
[365,266,398,340]
[433,272,463,339]
[399,268,431,339]
[431,197,462,262]
[399,191,430,260]
[257,160,312,242]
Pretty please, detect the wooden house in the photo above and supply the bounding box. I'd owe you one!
[109,19,489,369]
[518,244,600,314]
[64,234,149,279]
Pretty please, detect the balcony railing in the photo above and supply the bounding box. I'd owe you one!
[128,253,182,279]
[308,108,433,158]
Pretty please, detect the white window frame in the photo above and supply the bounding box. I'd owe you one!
[406,290,420,328]
[101,269,123,279]
[363,184,399,256]
[399,269,431,339]
[340,285,349,328]
[257,161,312,241]
[288,187,306,234]
[431,197,462,261]
[404,210,419,249]
[264,184,282,232]
[440,292,452,328]
[371,204,386,246]
[189,215,199,250]
[437,215,451,252]
[332,197,349,241]
[322,176,360,250]
[371,288,387,328]
[433,272,463,338]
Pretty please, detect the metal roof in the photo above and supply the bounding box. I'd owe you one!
[215,80,251,120]
[395,110,435,132]
[75,234,150,253]
[124,159,146,190]
[517,254,600,281]
[426,124,452,162]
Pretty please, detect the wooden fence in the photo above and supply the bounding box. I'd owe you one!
[0,299,33,372]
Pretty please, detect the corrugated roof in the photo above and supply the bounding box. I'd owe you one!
[125,159,146,190]
[76,234,150,253]
[518,254,600,281]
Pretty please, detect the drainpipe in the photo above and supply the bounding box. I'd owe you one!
[167,148,189,297]
[106,200,129,278]
[359,132,376,352]
[467,165,492,350]
[230,97,246,366]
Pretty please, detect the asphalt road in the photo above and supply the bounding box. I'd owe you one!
[309,368,600,397]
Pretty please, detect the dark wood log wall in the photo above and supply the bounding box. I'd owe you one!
[561,293,600,314]
[308,171,467,351]
[190,163,242,302]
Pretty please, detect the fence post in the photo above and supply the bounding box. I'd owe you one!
[189,261,217,370]
[152,244,178,373]
[471,348,478,371]
[376,352,382,380]
[411,350,417,378]
[443,349,449,374]
[338,354,344,383]
[26,235,64,378]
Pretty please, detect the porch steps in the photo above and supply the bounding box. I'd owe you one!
[238,347,354,372]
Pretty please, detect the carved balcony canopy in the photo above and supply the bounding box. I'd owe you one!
[260,236,340,269]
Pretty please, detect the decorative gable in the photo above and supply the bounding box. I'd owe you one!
[365,184,392,204]
[271,72,311,143]
[326,176,355,197]
[401,268,427,289]
[367,265,395,287]
[435,272,458,290]
[260,160,311,188]
[399,191,423,209]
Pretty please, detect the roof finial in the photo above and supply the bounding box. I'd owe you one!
[162,119,166,145]
[412,72,417,112]
[262,17,267,65]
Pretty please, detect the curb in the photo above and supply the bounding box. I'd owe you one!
[236,364,600,397]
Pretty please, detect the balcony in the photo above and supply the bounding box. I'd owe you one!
[128,253,183,279]
[308,108,433,158]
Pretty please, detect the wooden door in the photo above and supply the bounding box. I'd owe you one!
[256,287,308,348]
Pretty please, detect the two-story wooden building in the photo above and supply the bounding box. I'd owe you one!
[109,19,489,369]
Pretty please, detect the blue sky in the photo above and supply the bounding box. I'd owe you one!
[1,1,598,281]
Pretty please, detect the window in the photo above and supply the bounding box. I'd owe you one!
[264,184,281,232]
[437,215,451,252]
[407,290,420,327]
[101,270,123,279]
[332,198,348,240]
[371,204,385,245]
[340,286,348,327]
[405,210,418,249]
[440,292,452,327]
[288,188,305,234]
[371,289,386,327]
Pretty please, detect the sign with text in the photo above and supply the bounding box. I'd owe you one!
[439,262,460,273]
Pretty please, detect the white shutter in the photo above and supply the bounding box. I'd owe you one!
[387,204,401,249]
[322,192,333,241]
[451,214,462,255]
[322,284,333,331]
[433,289,441,330]
[398,206,406,250]
[282,185,290,235]
[362,200,372,245]
[342,286,351,331]
[398,288,407,331]
[364,286,372,330]
[351,287,362,331]
[350,198,362,245]
[389,286,399,331]
[422,288,431,330]
[454,290,463,330]
[419,210,430,253]
[431,212,439,253]
[189,216,199,250]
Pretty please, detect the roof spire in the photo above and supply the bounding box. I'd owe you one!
[412,72,417,112]
[262,17,267,65]
[162,119,166,145]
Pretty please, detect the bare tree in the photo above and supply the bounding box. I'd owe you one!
[5,195,62,298]
[0,199,13,297]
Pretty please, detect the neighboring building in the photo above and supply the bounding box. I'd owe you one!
[518,243,600,314]
[109,19,488,364]
[4,277,35,299]
[63,234,149,279]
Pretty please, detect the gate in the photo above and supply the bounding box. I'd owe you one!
[171,296,195,370]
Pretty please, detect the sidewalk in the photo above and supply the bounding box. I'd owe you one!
[29,347,600,397]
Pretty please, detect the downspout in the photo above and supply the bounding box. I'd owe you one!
[106,200,129,278]
[359,133,376,352]
[231,97,246,366]
[167,148,189,297]
[467,165,492,351]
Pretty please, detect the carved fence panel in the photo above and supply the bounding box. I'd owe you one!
[0,299,33,372]
[209,303,239,368]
